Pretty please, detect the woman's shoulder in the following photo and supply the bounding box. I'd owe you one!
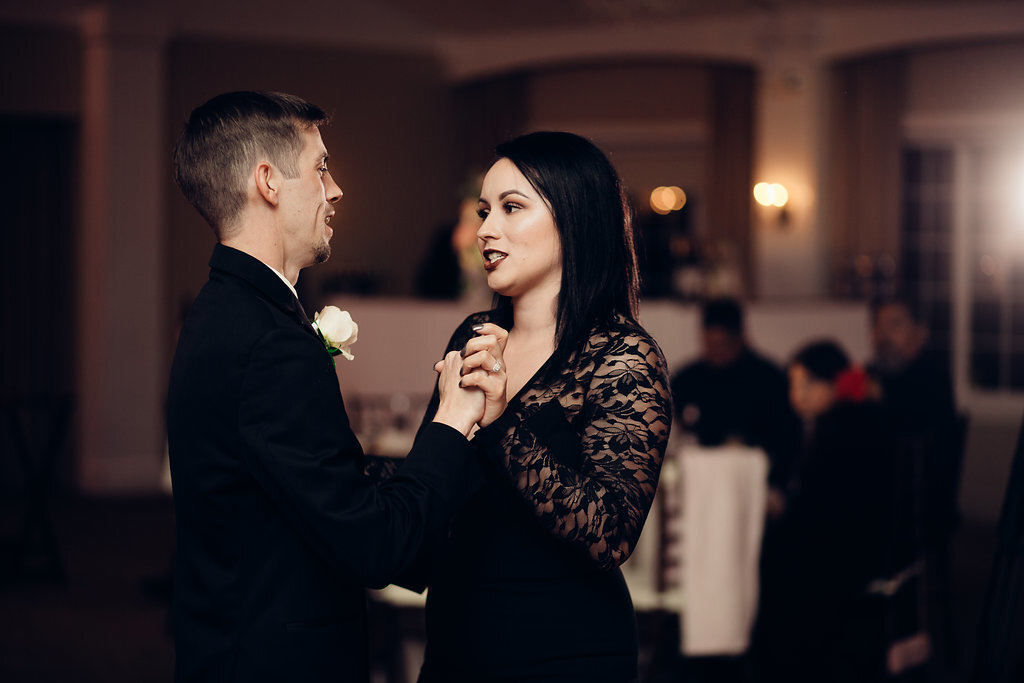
[458,309,497,329]
[585,312,668,365]
[445,308,504,351]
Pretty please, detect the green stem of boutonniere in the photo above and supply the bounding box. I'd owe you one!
[314,325,343,367]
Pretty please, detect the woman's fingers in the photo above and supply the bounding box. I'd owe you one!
[460,323,509,377]
[470,323,509,351]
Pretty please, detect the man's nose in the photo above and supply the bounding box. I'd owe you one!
[325,172,343,204]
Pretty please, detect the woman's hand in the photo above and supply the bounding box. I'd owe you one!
[431,350,484,437]
[455,323,509,428]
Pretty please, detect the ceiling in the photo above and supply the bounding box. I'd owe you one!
[384,0,976,32]
[0,0,1020,82]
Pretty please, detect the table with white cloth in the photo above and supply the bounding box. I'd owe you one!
[657,443,769,657]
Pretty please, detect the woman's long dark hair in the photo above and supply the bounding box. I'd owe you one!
[492,131,639,372]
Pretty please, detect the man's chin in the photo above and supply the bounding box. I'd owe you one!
[314,243,331,264]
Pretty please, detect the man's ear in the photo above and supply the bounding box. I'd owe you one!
[254,161,279,206]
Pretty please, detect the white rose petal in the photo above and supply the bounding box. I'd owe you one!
[314,306,358,360]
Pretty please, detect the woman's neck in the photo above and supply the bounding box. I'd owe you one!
[510,290,558,341]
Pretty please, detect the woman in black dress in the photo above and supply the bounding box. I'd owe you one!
[756,340,897,682]
[415,131,672,682]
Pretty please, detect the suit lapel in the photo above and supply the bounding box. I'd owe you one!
[209,244,318,339]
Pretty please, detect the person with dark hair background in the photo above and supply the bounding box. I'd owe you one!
[414,173,489,305]
[413,131,673,682]
[868,294,960,552]
[755,340,898,683]
[670,297,801,516]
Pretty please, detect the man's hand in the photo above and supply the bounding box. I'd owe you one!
[432,350,485,436]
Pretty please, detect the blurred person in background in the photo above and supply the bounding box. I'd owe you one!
[756,340,899,683]
[414,173,490,307]
[868,294,960,552]
[670,297,801,517]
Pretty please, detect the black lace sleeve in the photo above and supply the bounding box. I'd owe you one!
[475,321,672,571]
[363,455,400,481]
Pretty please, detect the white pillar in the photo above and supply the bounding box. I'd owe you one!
[76,4,167,492]
[752,18,829,300]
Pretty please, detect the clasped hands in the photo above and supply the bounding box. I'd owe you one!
[432,323,508,438]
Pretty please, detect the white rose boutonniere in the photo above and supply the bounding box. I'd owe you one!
[312,306,358,362]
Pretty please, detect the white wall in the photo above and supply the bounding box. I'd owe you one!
[326,297,870,399]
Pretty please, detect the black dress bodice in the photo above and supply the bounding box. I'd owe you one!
[417,310,672,681]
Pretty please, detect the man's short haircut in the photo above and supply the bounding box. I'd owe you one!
[173,91,328,237]
[701,297,744,335]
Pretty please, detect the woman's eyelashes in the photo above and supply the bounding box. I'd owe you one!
[477,197,526,220]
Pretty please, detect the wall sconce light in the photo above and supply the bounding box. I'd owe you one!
[650,185,687,215]
[753,182,790,225]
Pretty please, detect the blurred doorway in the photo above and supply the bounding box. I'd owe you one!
[0,116,78,494]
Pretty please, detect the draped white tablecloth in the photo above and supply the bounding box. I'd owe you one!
[668,444,768,656]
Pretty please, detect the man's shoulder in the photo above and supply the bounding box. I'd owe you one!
[179,272,305,369]
[195,272,286,333]
[670,359,710,391]
[739,348,786,378]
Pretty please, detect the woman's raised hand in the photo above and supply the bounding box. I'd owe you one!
[457,322,509,428]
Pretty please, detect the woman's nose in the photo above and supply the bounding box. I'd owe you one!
[477,214,499,240]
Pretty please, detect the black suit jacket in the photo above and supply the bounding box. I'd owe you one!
[167,244,476,682]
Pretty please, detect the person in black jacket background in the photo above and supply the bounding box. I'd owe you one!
[670,298,801,516]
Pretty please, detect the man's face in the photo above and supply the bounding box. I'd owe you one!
[872,303,926,372]
[278,126,342,268]
[702,327,744,368]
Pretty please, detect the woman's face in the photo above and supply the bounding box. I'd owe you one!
[476,158,562,301]
[788,363,835,420]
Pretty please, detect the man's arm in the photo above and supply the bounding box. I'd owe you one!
[237,325,478,588]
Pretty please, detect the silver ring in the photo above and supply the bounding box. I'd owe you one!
[491,361,502,373]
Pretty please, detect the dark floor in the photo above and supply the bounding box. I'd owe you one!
[0,496,176,682]
[0,495,1018,682]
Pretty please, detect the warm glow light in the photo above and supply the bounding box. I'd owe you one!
[650,186,687,215]
[669,186,687,210]
[753,182,789,207]
[770,183,788,207]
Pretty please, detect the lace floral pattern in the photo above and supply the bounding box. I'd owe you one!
[426,310,672,571]
[363,454,399,481]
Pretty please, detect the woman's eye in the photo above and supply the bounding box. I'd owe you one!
[477,208,489,219]
[503,202,521,214]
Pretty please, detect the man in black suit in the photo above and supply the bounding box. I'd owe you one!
[868,294,960,549]
[670,298,801,514]
[167,91,504,682]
